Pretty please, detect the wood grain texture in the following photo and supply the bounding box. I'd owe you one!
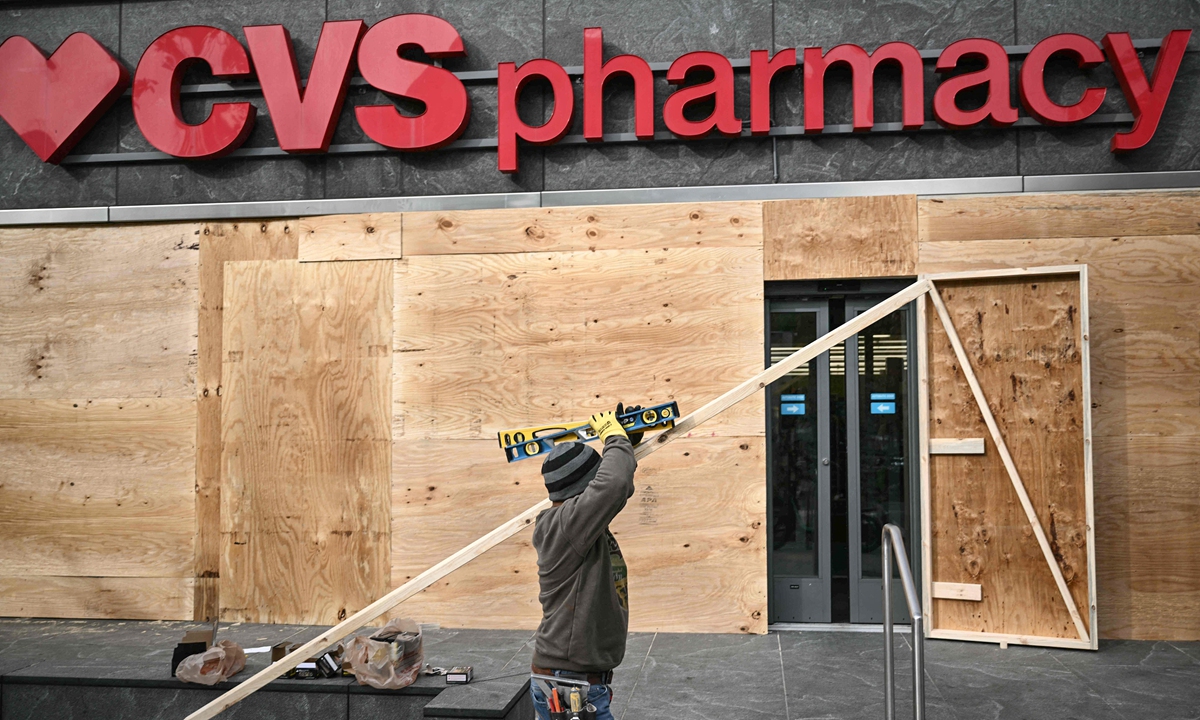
[390,436,766,633]
[0,398,196,577]
[0,222,199,399]
[918,195,1200,641]
[220,259,392,625]
[297,213,403,262]
[918,191,1200,242]
[926,276,1091,641]
[0,576,193,620]
[919,235,1200,438]
[195,220,298,620]
[393,247,765,440]
[763,195,917,280]
[0,398,196,619]
[403,202,762,255]
[1093,435,1200,640]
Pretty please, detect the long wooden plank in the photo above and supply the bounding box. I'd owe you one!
[927,281,1089,644]
[918,191,1200,242]
[297,213,403,262]
[1079,265,1098,647]
[0,576,193,620]
[929,628,1091,651]
[763,195,918,280]
[185,278,932,720]
[403,202,762,255]
[195,220,298,620]
[917,290,933,632]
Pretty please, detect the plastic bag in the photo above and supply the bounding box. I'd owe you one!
[176,640,247,685]
[340,618,423,690]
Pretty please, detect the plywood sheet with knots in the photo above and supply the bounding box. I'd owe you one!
[926,276,1091,641]
[764,195,917,280]
[219,259,392,625]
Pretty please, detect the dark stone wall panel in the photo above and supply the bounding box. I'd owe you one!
[328,0,543,72]
[775,0,1015,50]
[776,130,1018,183]
[1016,0,1200,47]
[118,0,327,69]
[544,0,773,64]
[544,139,773,190]
[116,157,324,205]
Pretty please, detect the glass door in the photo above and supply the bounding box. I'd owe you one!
[767,302,830,623]
[846,300,913,623]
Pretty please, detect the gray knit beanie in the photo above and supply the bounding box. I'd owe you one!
[541,441,601,502]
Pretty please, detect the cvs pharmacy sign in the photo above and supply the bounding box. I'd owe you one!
[0,17,1191,172]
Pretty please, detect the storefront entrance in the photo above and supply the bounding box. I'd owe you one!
[766,281,919,624]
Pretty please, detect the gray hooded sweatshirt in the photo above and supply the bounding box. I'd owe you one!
[531,436,637,672]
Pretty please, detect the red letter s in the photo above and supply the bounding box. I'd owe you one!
[355,14,470,151]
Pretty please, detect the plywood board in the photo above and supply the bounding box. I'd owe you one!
[403,202,762,255]
[0,222,199,399]
[918,235,1200,438]
[0,398,195,579]
[195,220,298,620]
[763,195,917,280]
[393,247,765,440]
[926,276,1091,641]
[1093,435,1200,640]
[220,259,392,625]
[0,576,193,620]
[390,435,766,633]
[297,213,403,262]
[918,191,1200,242]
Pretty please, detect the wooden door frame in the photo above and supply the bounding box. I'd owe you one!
[917,264,1097,650]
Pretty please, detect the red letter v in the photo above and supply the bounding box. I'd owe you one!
[246,20,366,153]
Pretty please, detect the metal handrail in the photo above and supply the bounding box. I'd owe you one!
[883,523,925,720]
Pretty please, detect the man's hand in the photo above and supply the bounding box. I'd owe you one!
[616,402,645,445]
[589,409,628,443]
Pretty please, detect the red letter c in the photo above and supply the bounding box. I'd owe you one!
[133,26,256,159]
[1019,33,1106,126]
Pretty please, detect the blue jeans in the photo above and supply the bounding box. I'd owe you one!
[531,671,614,720]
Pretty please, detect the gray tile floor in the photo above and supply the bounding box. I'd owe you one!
[607,631,1200,720]
[1,620,1197,720]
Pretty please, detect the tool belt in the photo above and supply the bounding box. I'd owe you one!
[531,665,613,686]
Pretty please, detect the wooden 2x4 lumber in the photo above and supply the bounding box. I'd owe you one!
[185,278,931,720]
[932,581,983,602]
[926,280,1090,644]
[929,438,985,455]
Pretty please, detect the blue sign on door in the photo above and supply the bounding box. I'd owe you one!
[870,393,896,400]
[870,401,896,415]
[781,394,805,415]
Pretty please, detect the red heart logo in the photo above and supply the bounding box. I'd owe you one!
[0,32,130,164]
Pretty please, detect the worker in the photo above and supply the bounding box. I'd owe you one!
[529,404,643,720]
